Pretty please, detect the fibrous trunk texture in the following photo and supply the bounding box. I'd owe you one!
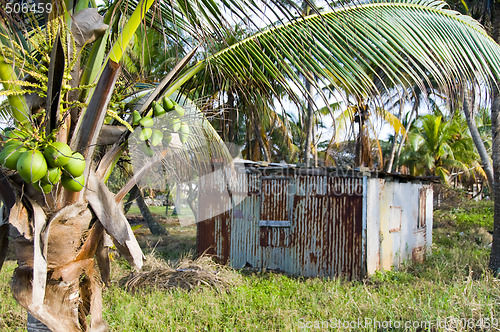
[11,202,107,331]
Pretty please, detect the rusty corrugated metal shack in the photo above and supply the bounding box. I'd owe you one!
[197,160,433,279]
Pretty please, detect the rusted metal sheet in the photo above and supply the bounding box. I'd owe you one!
[230,191,261,269]
[259,177,291,269]
[196,218,215,256]
[260,227,290,247]
[412,245,425,263]
[412,188,428,263]
[260,178,290,221]
[198,170,364,278]
[196,166,241,264]
[418,188,427,229]
[197,165,432,278]
[288,176,363,278]
[196,203,231,263]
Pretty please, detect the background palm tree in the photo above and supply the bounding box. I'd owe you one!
[399,111,484,184]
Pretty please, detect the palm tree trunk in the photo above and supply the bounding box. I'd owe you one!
[303,75,314,166]
[463,91,494,186]
[135,185,167,235]
[385,103,405,172]
[488,5,500,274]
[252,108,271,162]
[123,184,140,214]
[355,105,371,167]
[489,89,500,274]
[164,183,172,216]
[385,134,399,172]
[312,120,318,167]
[245,117,252,160]
[395,97,419,172]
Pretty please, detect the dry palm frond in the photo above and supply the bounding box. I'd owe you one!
[123,255,242,293]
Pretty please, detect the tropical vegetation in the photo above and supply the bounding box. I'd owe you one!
[398,110,487,185]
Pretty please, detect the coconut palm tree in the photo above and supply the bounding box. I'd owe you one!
[399,112,483,183]
[2,0,500,330]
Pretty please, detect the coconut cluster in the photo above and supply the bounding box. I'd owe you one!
[0,129,86,193]
[132,96,190,157]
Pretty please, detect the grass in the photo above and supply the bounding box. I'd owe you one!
[1,200,499,331]
[434,198,495,231]
[127,206,170,217]
[127,205,195,219]
[0,261,25,331]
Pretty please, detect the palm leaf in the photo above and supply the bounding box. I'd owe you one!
[376,107,407,136]
[174,0,500,108]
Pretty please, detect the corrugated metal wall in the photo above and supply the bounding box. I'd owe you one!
[197,168,364,278]
[289,176,363,277]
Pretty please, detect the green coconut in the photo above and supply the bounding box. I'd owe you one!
[63,152,86,177]
[1,127,14,138]
[41,167,62,185]
[132,110,142,126]
[140,116,154,128]
[5,128,28,141]
[162,133,172,147]
[43,142,72,167]
[17,150,48,183]
[153,102,166,118]
[179,123,190,143]
[34,181,53,193]
[168,118,181,132]
[0,142,27,170]
[150,130,163,146]
[139,128,153,141]
[162,96,175,110]
[173,105,185,117]
[61,174,85,192]
[141,143,154,157]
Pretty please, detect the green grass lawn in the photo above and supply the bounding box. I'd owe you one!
[127,205,170,216]
[1,200,499,331]
[127,205,194,219]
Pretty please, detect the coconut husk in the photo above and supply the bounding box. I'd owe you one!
[123,255,241,293]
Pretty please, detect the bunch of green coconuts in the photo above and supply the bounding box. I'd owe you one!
[0,97,187,192]
[0,129,86,193]
[133,96,189,157]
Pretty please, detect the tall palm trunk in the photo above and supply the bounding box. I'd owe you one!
[135,186,167,236]
[251,107,271,162]
[124,185,166,235]
[395,97,419,172]
[303,75,314,166]
[488,4,500,274]
[312,120,318,167]
[463,91,494,186]
[385,104,404,172]
[489,88,500,273]
[355,104,372,167]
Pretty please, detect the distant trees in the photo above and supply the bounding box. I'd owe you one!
[399,110,488,186]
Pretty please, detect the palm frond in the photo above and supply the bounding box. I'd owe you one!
[188,0,500,107]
